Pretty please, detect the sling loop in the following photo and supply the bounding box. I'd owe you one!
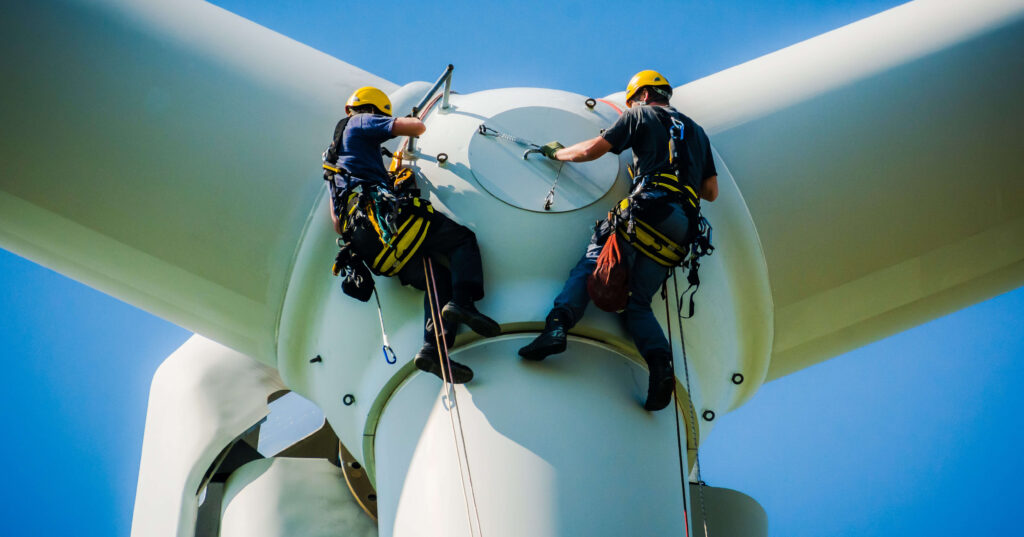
[372,289,397,364]
[678,216,714,319]
[423,258,484,537]
[670,270,711,537]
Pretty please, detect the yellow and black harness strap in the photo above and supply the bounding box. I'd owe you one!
[615,199,688,267]
[392,168,416,191]
[370,198,434,276]
[340,190,362,234]
[648,173,700,210]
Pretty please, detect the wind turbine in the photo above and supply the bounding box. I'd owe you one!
[1,1,1021,536]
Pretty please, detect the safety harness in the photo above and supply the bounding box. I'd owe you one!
[610,107,714,312]
[323,118,435,278]
[612,178,698,268]
[335,186,434,277]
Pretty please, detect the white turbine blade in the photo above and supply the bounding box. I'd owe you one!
[0,0,393,362]
[674,0,1024,379]
[131,335,286,537]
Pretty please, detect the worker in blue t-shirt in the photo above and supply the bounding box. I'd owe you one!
[518,71,719,411]
[323,86,500,384]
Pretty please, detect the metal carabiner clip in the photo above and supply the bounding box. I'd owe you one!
[382,344,397,364]
[374,289,397,365]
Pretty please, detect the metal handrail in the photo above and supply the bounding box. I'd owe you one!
[411,64,453,118]
[406,64,453,156]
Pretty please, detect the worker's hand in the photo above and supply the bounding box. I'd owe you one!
[540,141,564,160]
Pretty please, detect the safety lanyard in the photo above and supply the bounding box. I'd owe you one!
[477,124,540,153]
[478,123,565,210]
[542,162,565,211]
[371,289,397,364]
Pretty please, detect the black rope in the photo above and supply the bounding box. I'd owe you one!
[672,270,710,537]
[663,281,692,537]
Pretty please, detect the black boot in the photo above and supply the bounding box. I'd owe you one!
[441,301,501,338]
[643,351,675,411]
[414,343,474,384]
[518,310,569,361]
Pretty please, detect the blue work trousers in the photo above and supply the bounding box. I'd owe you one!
[552,201,691,358]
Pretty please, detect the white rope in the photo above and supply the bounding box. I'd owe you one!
[424,258,484,536]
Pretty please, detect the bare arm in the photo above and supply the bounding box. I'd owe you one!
[329,195,342,235]
[701,175,719,202]
[554,136,612,162]
[391,117,426,137]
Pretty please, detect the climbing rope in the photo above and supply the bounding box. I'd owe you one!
[662,282,691,537]
[670,270,710,537]
[423,258,485,537]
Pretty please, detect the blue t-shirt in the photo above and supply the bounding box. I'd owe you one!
[333,113,396,187]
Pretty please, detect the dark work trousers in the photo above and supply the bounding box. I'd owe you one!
[551,199,691,358]
[398,256,456,347]
[397,210,486,346]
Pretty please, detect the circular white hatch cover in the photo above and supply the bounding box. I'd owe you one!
[468,106,619,213]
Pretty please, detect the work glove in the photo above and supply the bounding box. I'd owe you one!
[540,141,564,160]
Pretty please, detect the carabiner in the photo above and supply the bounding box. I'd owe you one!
[374,289,397,365]
[382,344,397,364]
[523,147,544,160]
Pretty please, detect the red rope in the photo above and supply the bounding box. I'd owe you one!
[596,98,623,115]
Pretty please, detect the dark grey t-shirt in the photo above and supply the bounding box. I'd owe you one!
[601,105,717,196]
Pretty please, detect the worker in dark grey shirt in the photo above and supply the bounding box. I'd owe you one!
[518,70,719,411]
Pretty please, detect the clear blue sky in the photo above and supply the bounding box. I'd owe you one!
[2,1,1021,535]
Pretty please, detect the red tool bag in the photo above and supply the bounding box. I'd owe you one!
[588,232,629,312]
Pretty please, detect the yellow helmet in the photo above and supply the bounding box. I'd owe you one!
[345,86,392,116]
[625,70,671,104]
